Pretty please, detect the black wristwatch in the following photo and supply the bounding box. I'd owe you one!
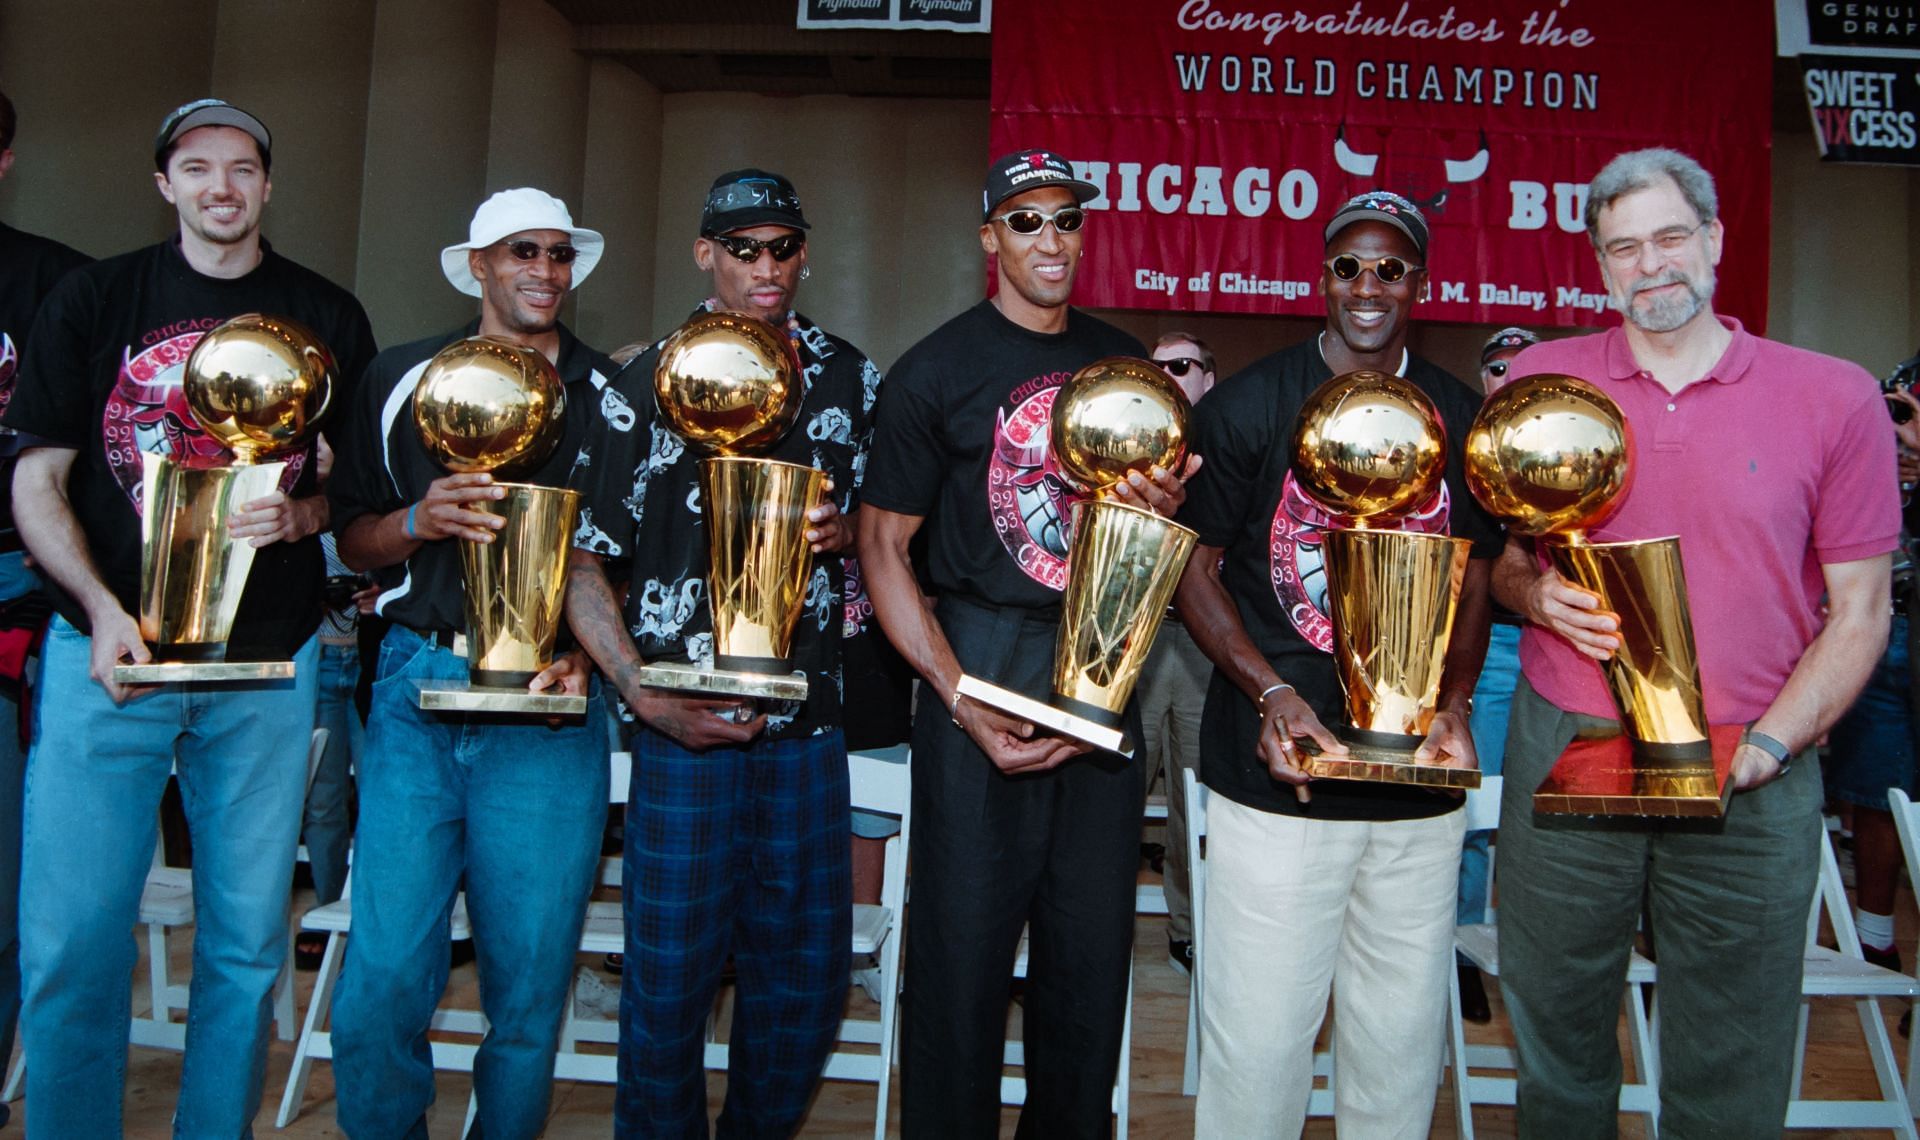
[1740,726,1793,775]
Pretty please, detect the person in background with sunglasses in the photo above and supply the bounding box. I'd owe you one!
[1141,331,1217,980]
[565,167,874,1137]
[1493,149,1897,1137]
[1173,189,1501,1136]
[860,148,1195,1135]
[1449,324,1543,1024]
[325,187,613,1134]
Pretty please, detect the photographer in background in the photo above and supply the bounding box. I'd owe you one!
[1829,351,1920,989]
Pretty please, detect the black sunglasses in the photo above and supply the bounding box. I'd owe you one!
[1156,356,1208,378]
[989,206,1086,236]
[496,239,578,264]
[711,233,806,263]
[1325,254,1421,284]
[1484,360,1511,380]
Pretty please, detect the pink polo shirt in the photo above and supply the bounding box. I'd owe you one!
[1511,318,1898,724]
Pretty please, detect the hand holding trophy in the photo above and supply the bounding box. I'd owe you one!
[955,357,1198,756]
[1465,373,1731,815]
[410,335,586,715]
[117,313,333,683]
[1287,370,1478,787]
[636,309,816,701]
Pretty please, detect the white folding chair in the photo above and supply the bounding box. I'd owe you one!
[1889,786,1920,1111]
[691,745,912,1140]
[1785,821,1920,1138]
[1445,776,1660,1138]
[4,729,328,1103]
[1138,793,1169,915]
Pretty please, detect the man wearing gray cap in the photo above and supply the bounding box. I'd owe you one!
[566,166,874,1137]
[2,97,375,1136]
[1173,190,1499,1135]
[326,187,613,1134]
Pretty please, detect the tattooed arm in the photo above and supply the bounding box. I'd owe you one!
[565,546,764,749]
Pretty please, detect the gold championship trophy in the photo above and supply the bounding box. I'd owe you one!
[116,313,333,683]
[1288,371,1478,788]
[955,357,1198,756]
[410,336,586,716]
[1465,373,1734,816]
[635,310,815,701]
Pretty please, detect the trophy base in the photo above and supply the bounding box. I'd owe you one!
[954,675,1133,758]
[635,661,809,702]
[1532,725,1739,817]
[1298,728,1481,789]
[113,660,297,684]
[412,679,587,717]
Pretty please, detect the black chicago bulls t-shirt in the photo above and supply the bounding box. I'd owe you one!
[4,239,376,658]
[0,222,92,550]
[1177,337,1501,821]
[863,300,1144,612]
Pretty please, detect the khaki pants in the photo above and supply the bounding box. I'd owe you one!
[1195,794,1464,1139]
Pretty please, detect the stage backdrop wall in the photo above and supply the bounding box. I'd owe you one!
[990,0,1776,331]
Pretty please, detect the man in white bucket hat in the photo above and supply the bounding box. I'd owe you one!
[326,187,616,1135]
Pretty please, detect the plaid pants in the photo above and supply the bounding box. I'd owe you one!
[614,726,852,1139]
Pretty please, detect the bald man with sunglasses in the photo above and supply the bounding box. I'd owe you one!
[1173,190,1501,1136]
[565,167,879,1137]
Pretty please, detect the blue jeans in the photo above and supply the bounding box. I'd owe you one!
[304,640,363,905]
[20,616,317,1138]
[332,626,608,1140]
[1828,615,1916,812]
[1459,622,1521,926]
[0,551,40,1097]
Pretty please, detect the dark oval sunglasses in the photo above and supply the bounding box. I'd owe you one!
[496,239,578,264]
[1156,356,1207,378]
[1325,254,1420,284]
[1484,360,1511,380]
[712,233,806,263]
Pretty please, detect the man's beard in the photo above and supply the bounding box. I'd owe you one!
[1613,267,1714,334]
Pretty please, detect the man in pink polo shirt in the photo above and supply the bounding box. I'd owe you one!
[1492,147,1899,1137]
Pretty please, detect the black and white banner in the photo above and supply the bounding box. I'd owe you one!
[797,0,989,32]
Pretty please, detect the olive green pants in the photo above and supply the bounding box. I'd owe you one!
[1496,677,1822,1139]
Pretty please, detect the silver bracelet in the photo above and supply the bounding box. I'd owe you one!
[1257,681,1294,710]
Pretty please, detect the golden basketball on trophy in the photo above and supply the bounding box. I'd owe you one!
[1288,370,1478,788]
[120,313,335,683]
[1465,372,1731,816]
[410,335,584,715]
[955,357,1197,756]
[636,309,816,702]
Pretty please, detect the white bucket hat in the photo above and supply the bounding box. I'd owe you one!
[440,188,605,297]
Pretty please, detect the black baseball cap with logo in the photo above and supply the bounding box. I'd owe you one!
[154,98,272,171]
[700,169,810,236]
[1323,190,1430,259]
[983,149,1100,219]
[1481,326,1542,364]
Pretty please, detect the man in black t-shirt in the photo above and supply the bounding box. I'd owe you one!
[1173,191,1499,1135]
[859,149,1195,1136]
[565,169,873,1136]
[2,99,376,1136]
[0,86,89,1133]
[324,188,613,1135]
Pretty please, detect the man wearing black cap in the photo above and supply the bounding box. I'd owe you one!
[565,168,875,1136]
[858,149,1193,1134]
[0,86,90,1134]
[326,187,613,1135]
[1172,190,1499,1134]
[1,98,374,1135]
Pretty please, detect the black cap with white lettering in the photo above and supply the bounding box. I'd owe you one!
[1324,190,1429,259]
[983,149,1100,219]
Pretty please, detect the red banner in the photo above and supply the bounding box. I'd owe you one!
[990,1,1775,329]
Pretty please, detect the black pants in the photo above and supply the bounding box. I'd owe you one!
[899,597,1144,1140]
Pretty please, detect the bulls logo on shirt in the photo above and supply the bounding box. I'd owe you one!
[1268,472,1453,652]
[986,371,1084,592]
